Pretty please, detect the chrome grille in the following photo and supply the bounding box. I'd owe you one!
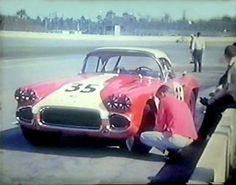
[40,107,102,129]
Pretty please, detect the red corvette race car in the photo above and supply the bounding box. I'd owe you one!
[14,47,199,153]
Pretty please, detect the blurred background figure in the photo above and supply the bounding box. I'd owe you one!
[189,34,195,64]
[191,32,206,72]
[198,45,236,142]
[206,42,236,98]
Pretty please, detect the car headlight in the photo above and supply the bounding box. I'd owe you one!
[105,94,132,113]
[15,88,38,103]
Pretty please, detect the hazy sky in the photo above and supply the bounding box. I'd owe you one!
[0,0,236,21]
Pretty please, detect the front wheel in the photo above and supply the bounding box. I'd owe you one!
[21,126,61,146]
[126,103,156,154]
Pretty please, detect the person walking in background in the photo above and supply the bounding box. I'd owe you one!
[189,34,195,64]
[191,32,205,72]
[140,85,198,162]
[198,45,236,142]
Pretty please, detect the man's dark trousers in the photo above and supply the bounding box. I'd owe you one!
[193,50,203,72]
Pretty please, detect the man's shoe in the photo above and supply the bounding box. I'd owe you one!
[147,176,156,181]
[194,134,210,144]
[194,136,205,144]
[166,149,182,163]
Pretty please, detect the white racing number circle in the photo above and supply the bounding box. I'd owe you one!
[173,82,184,101]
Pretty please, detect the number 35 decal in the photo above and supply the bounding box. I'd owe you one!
[65,83,98,93]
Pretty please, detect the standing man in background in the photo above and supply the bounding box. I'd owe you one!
[189,34,195,64]
[191,32,205,72]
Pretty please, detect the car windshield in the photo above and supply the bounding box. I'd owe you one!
[82,52,162,78]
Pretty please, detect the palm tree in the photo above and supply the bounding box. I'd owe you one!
[104,10,116,34]
[97,15,104,34]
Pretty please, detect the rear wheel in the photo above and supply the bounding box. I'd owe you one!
[126,103,156,154]
[21,126,61,146]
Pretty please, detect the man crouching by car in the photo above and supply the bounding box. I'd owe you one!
[140,85,198,163]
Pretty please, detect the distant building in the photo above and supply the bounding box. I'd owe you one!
[114,25,121,36]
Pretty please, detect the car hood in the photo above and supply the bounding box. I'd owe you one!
[32,73,157,118]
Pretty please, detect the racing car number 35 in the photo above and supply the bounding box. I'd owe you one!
[65,83,99,93]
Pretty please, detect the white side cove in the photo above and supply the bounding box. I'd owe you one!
[32,74,118,119]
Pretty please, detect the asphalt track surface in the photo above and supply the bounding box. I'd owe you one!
[0,36,228,184]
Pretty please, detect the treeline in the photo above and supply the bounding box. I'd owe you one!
[0,9,236,36]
